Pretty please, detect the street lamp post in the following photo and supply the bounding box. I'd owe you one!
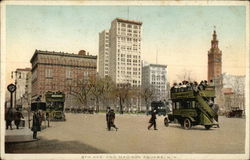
[11,70,21,109]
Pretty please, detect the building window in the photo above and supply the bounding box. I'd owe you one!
[83,72,88,81]
[66,70,72,79]
[45,69,53,78]
[127,33,132,36]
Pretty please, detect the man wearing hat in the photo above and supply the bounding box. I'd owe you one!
[107,108,118,131]
[148,109,158,130]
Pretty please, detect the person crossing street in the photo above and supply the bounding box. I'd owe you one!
[107,109,118,131]
[148,109,158,130]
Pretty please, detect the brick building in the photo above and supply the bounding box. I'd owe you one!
[207,29,222,81]
[30,50,97,106]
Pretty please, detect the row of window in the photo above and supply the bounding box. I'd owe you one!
[45,69,90,79]
[117,71,141,76]
[117,67,141,71]
[118,58,141,63]
[117,62,141,66]
[117,78,141,84]
[117,37,140,43]
[118,32,140,37]
[118,23,140,29]
[118,29,141,35]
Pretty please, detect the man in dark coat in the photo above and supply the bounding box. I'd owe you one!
[107,109,118,131]
[106,107,111,130]
[14,109,24,129]
[31,110,41,139]
[5,108,14,130]
[148,109,157,130]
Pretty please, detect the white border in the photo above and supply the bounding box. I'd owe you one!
[1,1,249,160]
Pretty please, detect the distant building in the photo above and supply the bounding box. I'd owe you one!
[14,68,31,108]
[214,73,245,111]
[142,64,168,101]
[30,50,97,107]
[208,29,222,81]
[22,71,32,108]
[98,30,110,78]
[109,18,142,87]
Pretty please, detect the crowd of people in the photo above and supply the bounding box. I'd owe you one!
[171,80,214,92]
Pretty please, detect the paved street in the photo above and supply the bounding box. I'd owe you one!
[6,113,245,154]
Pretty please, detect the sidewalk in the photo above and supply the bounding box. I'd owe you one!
[5,111,40,143]
[5,127,38,143]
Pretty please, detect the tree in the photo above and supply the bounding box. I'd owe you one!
[100,76,116,111]
[176,69,193,82]
[113,83,132,114]
[141,86,154,112]
[89,76,107,112]
[70,78,93,109]
[230,76,245,110]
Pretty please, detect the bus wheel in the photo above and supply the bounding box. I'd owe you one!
[183,118,192,130]
[164,118,169,127]
[205,125,212,130]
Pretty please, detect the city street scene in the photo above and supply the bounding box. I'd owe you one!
[1,2,249,160]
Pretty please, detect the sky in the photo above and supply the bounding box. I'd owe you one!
[5,4,247,84]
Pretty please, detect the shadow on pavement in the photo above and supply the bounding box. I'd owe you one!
[168,125,217,131]
[5,137,106,154]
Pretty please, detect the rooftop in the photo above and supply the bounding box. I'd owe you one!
[143,64,167,68]
[30,49,97,63]
[115,18,143,25]
[16,68,31,71]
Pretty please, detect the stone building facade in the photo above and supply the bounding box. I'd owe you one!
[13,68,31,108]
[30,50,97,106]
[142,64,168,101]
[98,30,110,78]
[109,18,142,87]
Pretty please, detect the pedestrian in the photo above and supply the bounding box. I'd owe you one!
[107,109,118,131]
[5,108,14,130]
[14,109,24,129]
[212,104,220,128]
[106,107,111,130]
[148,109,157,130]
[31,109,41,139]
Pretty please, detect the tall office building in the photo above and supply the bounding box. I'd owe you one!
[109,18,143,86]
[98,30,110,78]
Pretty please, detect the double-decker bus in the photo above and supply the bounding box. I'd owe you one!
[45,91,66,121]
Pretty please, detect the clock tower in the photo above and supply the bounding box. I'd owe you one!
[208,29,222,81]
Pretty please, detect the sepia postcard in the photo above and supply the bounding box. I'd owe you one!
[0,0,249,160]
